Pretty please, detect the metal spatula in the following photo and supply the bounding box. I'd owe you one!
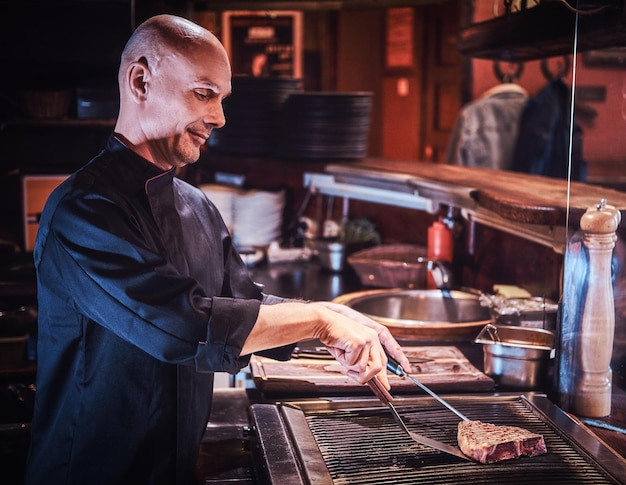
[367,376,470,461]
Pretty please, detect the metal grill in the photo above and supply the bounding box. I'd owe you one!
[307,401,614,484]
[249,394,626,485]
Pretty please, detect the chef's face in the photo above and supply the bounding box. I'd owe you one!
[142,42,231,170]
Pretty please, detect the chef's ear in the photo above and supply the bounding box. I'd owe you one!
[126,57,151,101]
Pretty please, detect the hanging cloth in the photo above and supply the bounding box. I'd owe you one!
[445,83,528,170]
[511,78,587,181]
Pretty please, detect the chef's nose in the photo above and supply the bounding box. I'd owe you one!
[205,102,226,129]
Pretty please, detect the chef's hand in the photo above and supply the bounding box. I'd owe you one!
[318,301,412,388]
[312,304,388,387]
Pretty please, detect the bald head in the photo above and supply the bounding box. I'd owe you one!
[119,14,223,83]
[114,14,231,170]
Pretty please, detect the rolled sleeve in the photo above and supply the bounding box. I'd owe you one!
[195,296,261,373]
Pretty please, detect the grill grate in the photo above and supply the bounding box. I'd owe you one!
[305,400,620,484]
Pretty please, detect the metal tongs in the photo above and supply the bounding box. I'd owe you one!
[386,355,470,422]
[367,376,470,461]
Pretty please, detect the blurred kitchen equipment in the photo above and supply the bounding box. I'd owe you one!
[480,294,559,330]
[199,186,285,251]
[209,76,303,155]
[76,88,118,119]
[0,305,36,370]
[275,92,373,160]
[333,289,490,342]
[0,305,37,338]
[21,89,71,119]
[311,218,380,272]
[367,376,470,461]
[22,174,70,251]
[266,241,311,264]
[199,184,238,235]
[427,260,453,292]
[475,323,555,390]
[347,244,429,288]
[233,188,285,249]
[312,240,346,272]
[427,217,453,289]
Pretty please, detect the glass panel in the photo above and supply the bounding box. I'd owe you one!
[561,3,625,417]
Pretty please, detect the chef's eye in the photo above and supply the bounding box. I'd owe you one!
[194,90,212,101]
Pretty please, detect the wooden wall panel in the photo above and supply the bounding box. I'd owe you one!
[381,76,421,159]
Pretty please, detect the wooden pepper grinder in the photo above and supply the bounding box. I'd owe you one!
[574,199,621,417]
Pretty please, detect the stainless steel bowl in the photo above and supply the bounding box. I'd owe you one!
[333,289,491,342]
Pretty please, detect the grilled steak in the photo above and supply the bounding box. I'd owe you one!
[457,420,547,463]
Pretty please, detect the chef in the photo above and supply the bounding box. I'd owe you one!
[24,13,410,485]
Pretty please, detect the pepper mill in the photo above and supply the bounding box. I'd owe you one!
[573,199,621,417]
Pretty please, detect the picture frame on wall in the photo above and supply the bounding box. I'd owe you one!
[385,7,415,71]
[221,11,303,78]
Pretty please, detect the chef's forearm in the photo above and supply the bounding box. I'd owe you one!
[240,302,327,356]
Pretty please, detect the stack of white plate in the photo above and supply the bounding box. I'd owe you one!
[199,184,239,234]
[199,184,285,250]
[233,189,285,249]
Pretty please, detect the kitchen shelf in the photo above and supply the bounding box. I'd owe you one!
[459,1,626,61]
[304,158,626,254]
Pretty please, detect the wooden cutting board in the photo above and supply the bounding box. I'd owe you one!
[250,346,494,397]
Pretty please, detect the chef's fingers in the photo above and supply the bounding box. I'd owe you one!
[374,341,391,389]
[318,301,411,372]
[321,302,411,372]
[345,360,390,388]
[327,342,390,388]
[373,362,391,389]
[316,304,390,385]
[381,339,412,374]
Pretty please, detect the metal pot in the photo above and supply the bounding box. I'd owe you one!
[475,324,555,389]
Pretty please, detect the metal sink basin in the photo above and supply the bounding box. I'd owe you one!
[333,289,491,342]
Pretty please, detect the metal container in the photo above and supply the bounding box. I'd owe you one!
[314,240,346,272]
[491,297,559,330]
[475,324,555,389]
